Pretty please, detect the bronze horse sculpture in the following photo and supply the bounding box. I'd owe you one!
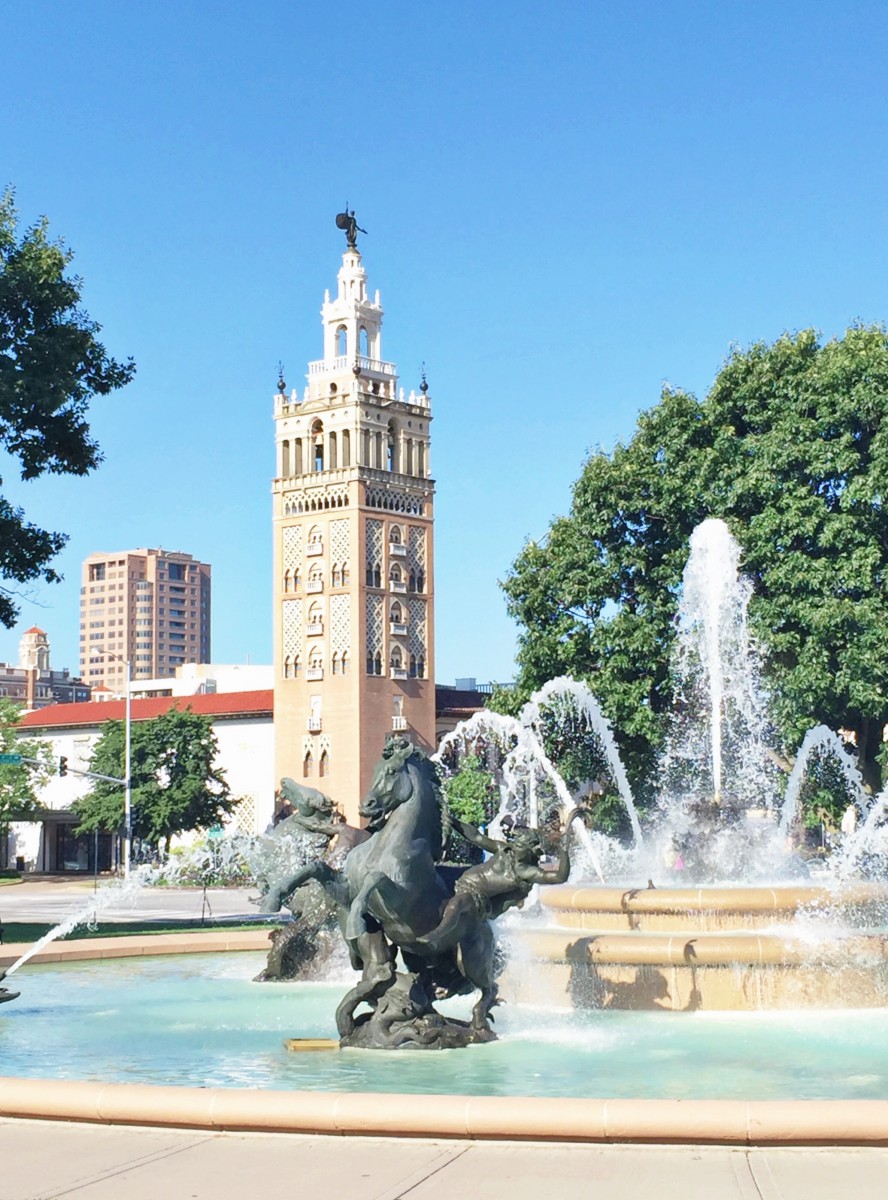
[263,737,586,1048]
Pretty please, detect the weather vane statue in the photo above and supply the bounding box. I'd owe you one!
[335,206,367,250]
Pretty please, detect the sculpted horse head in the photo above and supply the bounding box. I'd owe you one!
[359,736,450,861]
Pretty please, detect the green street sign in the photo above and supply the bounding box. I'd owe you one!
[0,753,22,764]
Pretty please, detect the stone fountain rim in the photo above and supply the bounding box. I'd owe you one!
[541,882,888,914]
[2,931,888,1145]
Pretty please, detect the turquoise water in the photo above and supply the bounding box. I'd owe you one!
[2,952,888,1100]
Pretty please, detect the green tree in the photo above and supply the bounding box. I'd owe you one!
[0,697,53,860]
[442,754,499,863]
[73,708,235,854]
[0,188,135,626]
[502,325,888,796]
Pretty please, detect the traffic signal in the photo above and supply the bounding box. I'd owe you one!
[58,756,68,777]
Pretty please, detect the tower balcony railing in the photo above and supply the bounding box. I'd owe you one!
[389,622,408,636]
[306,542,324,557]
[306,716,322,732]
[306,667,324,681]
[391,716,408,731]
[308,355,396,377]
[389,543,407,557]
[389,580,407,594]
[390,667,408,680]
[306,580,324,594]
[306,622,324,637]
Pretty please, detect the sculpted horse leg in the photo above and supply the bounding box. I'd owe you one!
[344,868,392,941]
[259,861,350,914]
[334,930,396,1038]
[457,919,499,1033]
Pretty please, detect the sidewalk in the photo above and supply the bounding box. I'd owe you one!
[2,1119,888,1200]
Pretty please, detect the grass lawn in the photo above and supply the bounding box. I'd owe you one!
[0,917,281,945]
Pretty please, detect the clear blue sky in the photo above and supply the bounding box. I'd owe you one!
[2,1,888,685]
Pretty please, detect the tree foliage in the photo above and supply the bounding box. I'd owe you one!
[0,188,135,626]
[502,325,888,795]
[73,708,235,852]
[442,754,499,863]
[0,697,53,830]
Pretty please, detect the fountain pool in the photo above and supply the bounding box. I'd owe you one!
[4,950,888,1102]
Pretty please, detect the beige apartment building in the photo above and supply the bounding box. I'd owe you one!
[80,549,211,689]
[273,232,435,824]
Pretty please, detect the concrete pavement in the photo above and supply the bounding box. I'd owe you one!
[3,1120,888,1200]
[0,876,261,926]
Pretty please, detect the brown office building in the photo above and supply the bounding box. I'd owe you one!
[80,549,211,690]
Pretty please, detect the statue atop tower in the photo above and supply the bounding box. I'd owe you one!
[335,208,367,251]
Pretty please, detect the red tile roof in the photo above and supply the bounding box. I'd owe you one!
[18,689,274,729]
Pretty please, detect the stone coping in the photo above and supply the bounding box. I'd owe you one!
[0,1077,887,1144]
[3,931,888,1145]
[541,883,888,915]
[0,929,271,970]
[521,928,888,966]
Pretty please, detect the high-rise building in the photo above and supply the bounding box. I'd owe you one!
[273,222,435,823]
[80,549,211,689]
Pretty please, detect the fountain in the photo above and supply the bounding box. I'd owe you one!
[3,517,888,1138]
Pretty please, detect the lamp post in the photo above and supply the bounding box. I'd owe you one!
[96,649,132,878]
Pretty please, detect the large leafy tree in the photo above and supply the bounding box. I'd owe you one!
[73,708,236,854]
[0,697,53,855]
[0,188,135,626]
[501,325,888,795]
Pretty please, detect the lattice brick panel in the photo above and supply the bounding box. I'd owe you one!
[366,518,382,567]
[282,525,303,573]
[408,598,427,658]
[282,597,304,659]
[330,593,351,656]
[408,526,426,572]
[229,794,257,835]
[330,518,350,567]
[366,594,384,655]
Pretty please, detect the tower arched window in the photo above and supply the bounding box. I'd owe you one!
[390,601,402,624]
[341,650,349,675]
[336,325,347,357]
[387,421,398,473]
[405,439,414,475]
[303,750,313,778]
[374,652,382,675]
[342,562,350,585]
[416,569,425,593]
[359,326,369,357]
[389,525,403,546]
[389,564,403,585]
[319,749,329,778]
[408,570,416,592]
[416,442,425,477]
[332,562,342,587]
[362,430,371,466]
[283,569,291,593]
[342,429,351,467]
[331,652,340,675]
[310,421,324,472]
[390,646,403,669]
[329,431,337,470]
[281,440,290,477]
[409,654,417,678]
[293,656,301,678]
[283,655,291,679]
[374,431,383,469]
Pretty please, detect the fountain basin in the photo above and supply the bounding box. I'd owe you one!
[3,940,888,1142]
[504,885,888,1011]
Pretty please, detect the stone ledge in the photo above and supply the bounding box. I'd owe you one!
[0,1076,886,1144]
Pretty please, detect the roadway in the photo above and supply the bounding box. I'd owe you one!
[0,876,263,926]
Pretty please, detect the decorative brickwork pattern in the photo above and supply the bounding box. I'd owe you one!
[282,597,304,659]
[331,594,350,656]
[408,525,426,572]
[366,519,383,569]
[330,518,349,567]
[282,525,303,573]
[366,594,384,656]
[408,598,427,659]
[366,487,424,515]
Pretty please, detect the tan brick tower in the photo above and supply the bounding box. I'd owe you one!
[272,225,435,824]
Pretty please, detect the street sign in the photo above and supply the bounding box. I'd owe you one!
[0,754,22,764]
[207,825,224,840]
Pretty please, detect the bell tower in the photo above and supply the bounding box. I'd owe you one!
[272,216,436,823]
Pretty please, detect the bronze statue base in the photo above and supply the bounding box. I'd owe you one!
[339,973,497,1051]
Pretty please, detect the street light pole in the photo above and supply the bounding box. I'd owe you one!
[123,657,132,879]
[95,648,133,879]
